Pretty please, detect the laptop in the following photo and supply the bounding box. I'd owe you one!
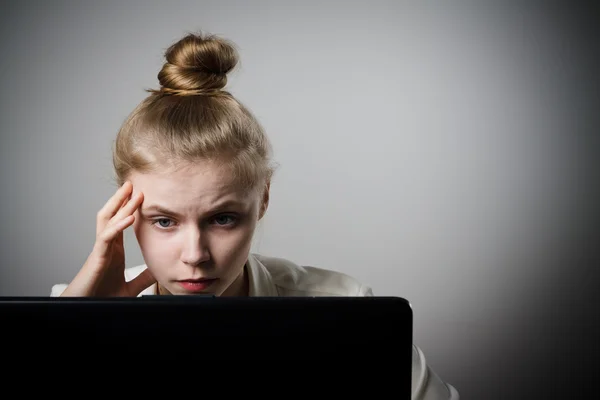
[0,295,412,395]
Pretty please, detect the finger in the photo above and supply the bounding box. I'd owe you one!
[127,268,157,296]
[100,196,130,237]
[112,191,144,223]
[96,182,133,232]
[118,195,129,209]
[103,197,130,237]
[94,214,135,254]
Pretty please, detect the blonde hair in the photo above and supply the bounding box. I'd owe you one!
[112,31,275,191]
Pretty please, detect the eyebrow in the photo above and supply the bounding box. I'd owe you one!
[140,200,247,218]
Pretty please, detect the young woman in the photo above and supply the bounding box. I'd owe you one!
[51,32,459,399]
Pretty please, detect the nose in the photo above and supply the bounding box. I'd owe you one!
[180,226,210,266]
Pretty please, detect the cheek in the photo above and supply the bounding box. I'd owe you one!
[209,222,257,263]
[134,223,179,265]
[212,229,252,253]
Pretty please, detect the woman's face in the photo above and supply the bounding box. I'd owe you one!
[129,161,268,296]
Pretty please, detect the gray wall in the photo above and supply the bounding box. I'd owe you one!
[1,1,598,398]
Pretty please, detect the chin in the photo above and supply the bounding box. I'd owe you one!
[163,284,219,296]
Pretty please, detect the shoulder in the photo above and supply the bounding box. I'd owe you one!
[412,345,461,399]
[251,253,373,297]
[50,283,68,297]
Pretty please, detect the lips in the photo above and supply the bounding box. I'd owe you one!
[176,278,217,292]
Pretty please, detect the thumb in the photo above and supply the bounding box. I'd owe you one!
[127,268,157,296]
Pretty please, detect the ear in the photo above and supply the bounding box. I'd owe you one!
[258,180,270,221]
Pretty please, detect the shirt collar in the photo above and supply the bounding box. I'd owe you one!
[246,253,279,296]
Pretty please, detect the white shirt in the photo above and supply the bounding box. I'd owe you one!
[51,253,459,400]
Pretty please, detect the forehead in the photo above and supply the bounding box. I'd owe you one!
[129,161,254,208]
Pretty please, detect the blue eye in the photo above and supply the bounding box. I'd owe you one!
[213,215,237,226]
[154,218,174,229]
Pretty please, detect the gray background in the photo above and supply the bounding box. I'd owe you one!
[1,0,598,398]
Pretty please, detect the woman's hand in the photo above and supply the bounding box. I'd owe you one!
[61,181,156,297]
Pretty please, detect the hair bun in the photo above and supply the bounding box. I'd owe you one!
[156,32,239,95]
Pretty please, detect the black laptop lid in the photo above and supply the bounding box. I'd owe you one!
[0,296,412,396]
